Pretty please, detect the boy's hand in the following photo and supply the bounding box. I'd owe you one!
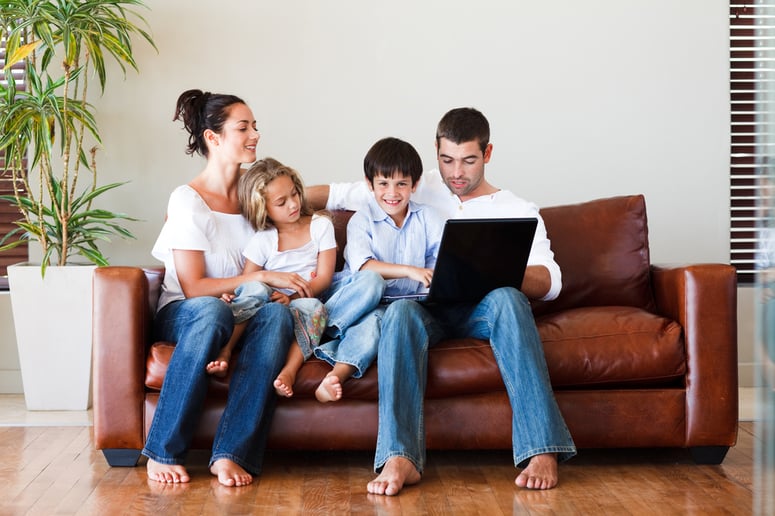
[406,266,434,287]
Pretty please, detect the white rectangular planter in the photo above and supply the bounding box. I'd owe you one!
[8,263,96,411]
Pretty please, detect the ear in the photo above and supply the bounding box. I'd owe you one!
[364,176,374,192]
[483,143,493,164]
[204,128,219,147]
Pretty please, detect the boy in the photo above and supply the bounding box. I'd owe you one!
[312,137,445,401]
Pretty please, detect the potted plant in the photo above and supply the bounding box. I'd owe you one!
[0,0,155,410]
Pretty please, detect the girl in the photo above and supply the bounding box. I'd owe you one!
[206,157,336,396]
[208,157,385,401]
[145,89,299,487]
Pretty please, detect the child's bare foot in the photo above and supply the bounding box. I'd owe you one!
[147,458,190,484]
[315,374,343,402]
[515,453,558,490]
[210,458,253,487]
[206,359,229,377]
[274,372,295,397]
[367,456,421,496]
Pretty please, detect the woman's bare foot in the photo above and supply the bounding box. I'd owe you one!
[206,359,229,377]
[315,375,343,402]
[146,458,190,484]
[515,453,558,490]
[210,458,253,487]
[274,371,295,397]
[367,457,421,496]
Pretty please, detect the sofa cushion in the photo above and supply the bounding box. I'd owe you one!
[537,306,685,388]
[531,195,656,317]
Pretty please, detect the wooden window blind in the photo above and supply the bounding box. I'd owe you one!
[0,36,28,286]
[731,1,775,284]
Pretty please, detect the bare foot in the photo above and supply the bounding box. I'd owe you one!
[315,374,343,403]
[210,458,253,487]
[367,456,421,496]
[515,453,558,490]
[274,372,295,397]
[206,359,229,377]
[146,458,190,484]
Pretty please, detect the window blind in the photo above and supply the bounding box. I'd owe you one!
[731,1,775,284]
[0,37,29,284]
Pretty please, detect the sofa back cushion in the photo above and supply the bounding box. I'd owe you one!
[531,194,655,317]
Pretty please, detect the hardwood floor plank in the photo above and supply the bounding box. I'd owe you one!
[0,423,759,515]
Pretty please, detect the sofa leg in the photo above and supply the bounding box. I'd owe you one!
[102,449,142,467]
[689,446,729,465]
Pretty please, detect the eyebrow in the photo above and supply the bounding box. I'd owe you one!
[439,153,479,161]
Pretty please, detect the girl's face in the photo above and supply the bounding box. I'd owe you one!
[264,174,302,225]
[212,103,260,164]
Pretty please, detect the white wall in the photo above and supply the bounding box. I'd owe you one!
[3,1,747,386]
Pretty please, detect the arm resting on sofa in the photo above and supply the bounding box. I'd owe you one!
[651,263,738,451]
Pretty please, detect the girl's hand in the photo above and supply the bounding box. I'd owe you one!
[220,292,235,303]
[406,267,434,287]
[259,271,313,298]
[271,291,291,305]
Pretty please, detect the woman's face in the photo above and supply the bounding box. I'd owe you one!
[214,103,260,164]
[264,174,302,225]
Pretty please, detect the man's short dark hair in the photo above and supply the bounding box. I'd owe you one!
[363,137,423,185]
[436,107,490,154]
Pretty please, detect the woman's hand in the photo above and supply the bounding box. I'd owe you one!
[254,270,313,298]
[271,291,291,305]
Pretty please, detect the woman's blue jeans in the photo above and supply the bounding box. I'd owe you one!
[374,287,577,473]
[141,296,293,475]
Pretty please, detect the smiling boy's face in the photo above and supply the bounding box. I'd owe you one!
[367,171,417,227]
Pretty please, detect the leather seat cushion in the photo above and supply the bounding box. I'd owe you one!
[145,306,684,397]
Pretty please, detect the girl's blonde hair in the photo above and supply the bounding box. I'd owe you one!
[239,157,313,230]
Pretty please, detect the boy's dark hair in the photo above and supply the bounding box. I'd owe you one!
[363,137,423,185]
[435,107,490,154]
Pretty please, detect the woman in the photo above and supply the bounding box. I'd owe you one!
[143,89,306,487]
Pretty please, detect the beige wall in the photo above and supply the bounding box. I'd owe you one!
[3,1,748,388]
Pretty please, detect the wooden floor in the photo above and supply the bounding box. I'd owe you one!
[0,422,763,515]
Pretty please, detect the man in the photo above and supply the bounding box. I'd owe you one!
[308,107,576,495]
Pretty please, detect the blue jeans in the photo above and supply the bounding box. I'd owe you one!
[142,296,293,475]
[314,270,385,378]
[374,287,576,473]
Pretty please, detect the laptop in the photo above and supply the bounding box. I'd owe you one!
[381,217,538,305]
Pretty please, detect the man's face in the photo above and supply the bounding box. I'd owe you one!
[436,137,492,201]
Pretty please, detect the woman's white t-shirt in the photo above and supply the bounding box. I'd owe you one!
[242,214,337,296]
[152,185,255,311]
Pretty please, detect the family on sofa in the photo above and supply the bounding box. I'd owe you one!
[142,89,576,494]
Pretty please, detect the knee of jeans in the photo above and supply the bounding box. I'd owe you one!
[486,287,530,313]
[182,296,233,323]
[383,299,421,324]
[355,270,386,300]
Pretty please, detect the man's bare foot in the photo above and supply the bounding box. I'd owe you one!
[206,359,229,377]
[315,374,343,402]
[515,453,558,490]
[210,458,253,487]
[367,456,421,496]
[274,372,295,397]
[146,458,190,484]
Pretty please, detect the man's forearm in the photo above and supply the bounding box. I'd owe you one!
[307,185,330,211]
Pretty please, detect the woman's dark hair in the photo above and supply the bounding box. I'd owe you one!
[173,89,246,157]
[363,137,423,185]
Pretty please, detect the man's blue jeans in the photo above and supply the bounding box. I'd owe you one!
[142,296,293,474]
[374,287,577,473]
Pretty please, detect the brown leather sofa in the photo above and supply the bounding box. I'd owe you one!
[92,194,739,467]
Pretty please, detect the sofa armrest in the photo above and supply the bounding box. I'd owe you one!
[651,263,738,447]
[92,266,158,451]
